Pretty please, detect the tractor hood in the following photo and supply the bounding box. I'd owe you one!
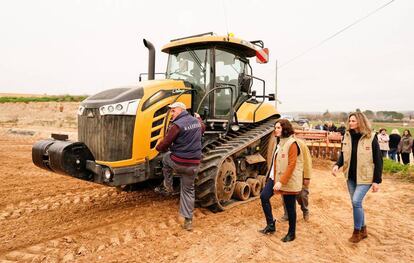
[81,86,144,109]
[80,79,189,109]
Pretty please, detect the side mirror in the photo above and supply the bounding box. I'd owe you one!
[239,73,252,93]
[268,93,275,101]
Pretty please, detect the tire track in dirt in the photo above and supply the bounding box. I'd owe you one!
[0,188,116,222]
[0,188,160,252]
[0,189,205,262]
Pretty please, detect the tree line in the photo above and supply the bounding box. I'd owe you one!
[302,109,408,122]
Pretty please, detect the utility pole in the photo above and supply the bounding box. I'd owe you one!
[275,60,277,109]
[275,60,280,109]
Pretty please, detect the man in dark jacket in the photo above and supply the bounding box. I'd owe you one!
[155,102,205,231]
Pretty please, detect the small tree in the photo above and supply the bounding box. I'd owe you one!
[363,110,375,119]
[339,112,348,121]
[323,110,331,120]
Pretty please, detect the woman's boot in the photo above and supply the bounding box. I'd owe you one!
[259,220,276,234]
[348,229,362,243]
[360,225,368,239]
[281,232,295,242]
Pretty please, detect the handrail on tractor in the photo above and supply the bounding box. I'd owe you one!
[196,85,234,136]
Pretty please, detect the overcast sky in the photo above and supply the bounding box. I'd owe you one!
[0,0,412,112]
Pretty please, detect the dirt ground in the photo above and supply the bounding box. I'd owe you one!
[0,102,413,263]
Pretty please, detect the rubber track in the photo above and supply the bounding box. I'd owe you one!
[195,117,277,211]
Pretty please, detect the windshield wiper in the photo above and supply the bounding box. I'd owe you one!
[186,48,205,72]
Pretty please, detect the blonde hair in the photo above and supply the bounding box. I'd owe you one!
[347,112,372,137]
[391,129,400,135]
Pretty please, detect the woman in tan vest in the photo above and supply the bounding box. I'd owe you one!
[332,112,382,243]
[259,119,304,242]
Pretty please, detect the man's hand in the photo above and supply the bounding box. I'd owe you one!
[155,139,163,147]
[194,112,200,118]
[273,181,282,192]
[303,179,310,187]
[372,183,380,192]
[332,165,339,177]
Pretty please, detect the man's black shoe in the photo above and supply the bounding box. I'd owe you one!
[281,232,296,242]
[259,220,276,234]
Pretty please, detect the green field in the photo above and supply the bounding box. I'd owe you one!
[310,121,414,135]
[371,123,414,136]
[0,95,87,103]
[383,158,414,182]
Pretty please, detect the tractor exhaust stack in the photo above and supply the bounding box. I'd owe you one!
[143,39,155,80]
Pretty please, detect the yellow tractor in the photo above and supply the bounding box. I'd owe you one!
[32,32,280,211]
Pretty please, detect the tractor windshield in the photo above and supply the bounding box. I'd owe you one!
[166,48,211,111]
[167,49,210,88]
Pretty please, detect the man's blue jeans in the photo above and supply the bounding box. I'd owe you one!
[347,180,371,230]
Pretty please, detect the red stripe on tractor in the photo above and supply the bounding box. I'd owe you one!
[256,51,266,63]
[256,48,269,63]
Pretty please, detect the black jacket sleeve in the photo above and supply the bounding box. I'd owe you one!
[336,137,345,167]
[336,152,344,168]
[372,135,383,184]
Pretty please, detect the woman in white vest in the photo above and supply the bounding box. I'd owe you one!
[332,112,382,243]
[259,119,304,242]
[377,128,390,157]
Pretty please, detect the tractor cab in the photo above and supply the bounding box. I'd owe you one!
[162,33,275,132]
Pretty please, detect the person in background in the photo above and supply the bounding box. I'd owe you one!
[259,119,304,242]
[388,129,401,161]
[412,136,414,163]
[327,121,337,132]
[377,128,390,158]
[331,112,382,243]
[337,122,346,136]
[281,166,311,222]
[314,121,324,130]
[398,129,413,165]
[155,102,206,231]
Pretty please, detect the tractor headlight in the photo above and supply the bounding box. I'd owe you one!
[99,99,140,116]
[103,168,112,181]
[77,106,85,115]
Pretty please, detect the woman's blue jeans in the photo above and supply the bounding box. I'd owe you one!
[347,180,371,230]
[260,179,275,225]
[388,149,397,161]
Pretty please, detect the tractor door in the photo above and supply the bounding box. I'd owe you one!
[213,48,249,118]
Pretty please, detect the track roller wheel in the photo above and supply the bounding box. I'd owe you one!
[215,157,237,205]
[246,178,261,197]
[233,182,250,201]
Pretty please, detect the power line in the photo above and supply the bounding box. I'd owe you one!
[279,0,396,69]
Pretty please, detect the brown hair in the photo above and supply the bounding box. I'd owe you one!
[403,129,412,137]
[347,112,372,137]
[275,119,295,138]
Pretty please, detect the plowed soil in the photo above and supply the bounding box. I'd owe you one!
[0,102,413,263]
